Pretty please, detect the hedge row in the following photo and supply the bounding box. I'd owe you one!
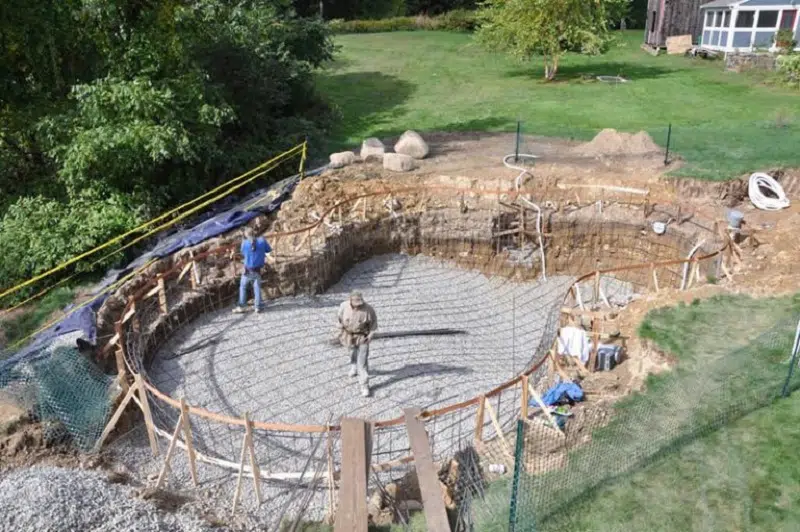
[328,9,477,34]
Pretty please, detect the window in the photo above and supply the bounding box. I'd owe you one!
[780,10,797,30]
[705,11,713,28]
[716,11,723,27]
[723,11,731,27]
[735,11,755,28]
[757,10,779,28]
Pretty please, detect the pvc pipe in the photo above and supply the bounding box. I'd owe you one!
[681,239,706,290]
[503,154,547,280]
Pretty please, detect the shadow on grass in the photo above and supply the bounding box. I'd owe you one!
[502,61,675,82]
[316,71,416,149]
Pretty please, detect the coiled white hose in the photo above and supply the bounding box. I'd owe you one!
[503,154,546,280]
[749,172,790,211]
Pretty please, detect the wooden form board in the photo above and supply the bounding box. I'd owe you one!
[335,418,371,532]
[404,408,451,532]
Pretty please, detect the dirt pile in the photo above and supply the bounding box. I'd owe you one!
[572,129,661,158]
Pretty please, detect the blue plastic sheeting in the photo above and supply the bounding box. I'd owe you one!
[540,381,585,407]
[2,165,326,369]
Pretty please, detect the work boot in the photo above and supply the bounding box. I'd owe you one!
[349,366,358,378]
[232,306,247,314]
[360,385,370,398]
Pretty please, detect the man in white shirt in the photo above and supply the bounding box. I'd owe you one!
[338,291,378,397]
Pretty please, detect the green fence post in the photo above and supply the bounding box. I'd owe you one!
[509,419,527,532]
[781,319,800,397]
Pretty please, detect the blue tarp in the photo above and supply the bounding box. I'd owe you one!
[1,164,326,369]
[540,381,585,407]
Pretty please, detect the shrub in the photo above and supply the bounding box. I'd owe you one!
[777,54,800,89]
[328,9,477,34]
[774,28,798,54]
[437,9,478,31]
[329,16,418,33]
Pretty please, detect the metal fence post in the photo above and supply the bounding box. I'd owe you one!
[509,419,527,532]
[781,319,800,397]
[515,121,521,163]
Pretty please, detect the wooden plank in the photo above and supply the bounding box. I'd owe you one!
[93,382,137,452]
[180,398,199,486]
[155,411,185,489]
[177,261,193,283]
[244,412,262,505]
[483,400,515,465]
[528,383,564,436]
[157,277,168,314]
[520,375,529,420]
[136,375,159,456]
[474,396,486,443]
[335,418,370,532]
[122,305,137,324]
[404,408,451,532]
[232,431,249,513]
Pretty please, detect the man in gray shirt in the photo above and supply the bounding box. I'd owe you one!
[338,291,378,397]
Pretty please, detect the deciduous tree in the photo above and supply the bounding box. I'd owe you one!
[476,0,625,81]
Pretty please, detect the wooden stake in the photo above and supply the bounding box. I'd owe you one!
[520,375,530,420]
[528,383,564,436]
[157,276,168,314]
[94,381,138,452]
[326,426,336,523]
[483,399,514,464]
[593,271,600,305]
[180,398,199,486]
[156,412,185,489]
[474,396,486,444]
[244,412,262,505]
[588,319,600,372]
[178,261,193,283]
[137,375,159,456]
[652,267,660,293]
[232,431,250,513]
[362,197,368,221]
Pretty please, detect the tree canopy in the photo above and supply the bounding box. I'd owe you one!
[0,0,334,298]
[476,0,626,80]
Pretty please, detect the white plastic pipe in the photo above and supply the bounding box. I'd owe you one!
[503,154,547,280]
[749,172,790,211]
[681,239,705,290]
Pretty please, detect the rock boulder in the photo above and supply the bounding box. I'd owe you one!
[328,151,356,169]
[394,130,429,159]
[383,153,415,172]
[360,138,386,162]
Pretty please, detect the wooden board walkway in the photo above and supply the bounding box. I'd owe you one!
[404,408,452,532]
[334,418,371,532]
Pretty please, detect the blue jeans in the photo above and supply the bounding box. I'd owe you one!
[238,271,262,308]
[350,342,370,386]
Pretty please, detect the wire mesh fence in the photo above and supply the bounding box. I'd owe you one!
[505,311,800,532]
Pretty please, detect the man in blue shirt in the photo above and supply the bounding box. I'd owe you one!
[233,227,272,314]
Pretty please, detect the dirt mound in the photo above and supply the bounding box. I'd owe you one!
[572,129,661,158]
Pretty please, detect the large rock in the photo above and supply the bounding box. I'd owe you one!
[360,138,386,161]
[329,151,356,169]
[383,153,415,172]
[394,130,429,159]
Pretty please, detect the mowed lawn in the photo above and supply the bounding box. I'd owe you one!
[470,294,800,532]
[316,31,800,180]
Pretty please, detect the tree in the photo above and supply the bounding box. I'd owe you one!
[476,0,625,81]
[0,1,336,300]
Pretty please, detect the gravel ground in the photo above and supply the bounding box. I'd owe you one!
[0,466,220,532]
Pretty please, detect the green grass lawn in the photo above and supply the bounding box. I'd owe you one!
[0,287,74,359]
[316,31,800,180]
[472,294,800,532]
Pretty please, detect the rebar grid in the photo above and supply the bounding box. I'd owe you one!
[105,187,725,528]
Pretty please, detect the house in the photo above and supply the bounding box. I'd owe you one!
[645,0,707,48]
[699,0,800,52]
